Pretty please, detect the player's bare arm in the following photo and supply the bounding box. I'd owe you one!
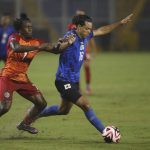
[93,13,133,36]
[10,41,39,52]
[39,34,76,54]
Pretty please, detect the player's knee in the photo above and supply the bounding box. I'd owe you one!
[0,107,10,116]
[37,101,47,111]
[0,102,11,116]
[76,96,91,111]
[80,102,91,112]
[40,101,47,110]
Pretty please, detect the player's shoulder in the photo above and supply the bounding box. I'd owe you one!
[9,32,20,41]
[65,29,76,37]
[9,32,19,37]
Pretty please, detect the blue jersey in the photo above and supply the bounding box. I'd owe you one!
[0,25,15,58]
[56,30,93,83]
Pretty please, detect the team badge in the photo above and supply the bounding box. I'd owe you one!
[4,92,10,98]
[64,84,71,90]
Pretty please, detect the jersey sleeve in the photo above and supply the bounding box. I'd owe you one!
[7,33,20,47]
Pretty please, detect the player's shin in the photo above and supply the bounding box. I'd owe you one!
[84,108,105,133]
[17,105,44,134]
[39,105,59,117]
[22,105,43,125]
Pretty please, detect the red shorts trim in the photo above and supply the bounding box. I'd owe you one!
[0,76,41,102]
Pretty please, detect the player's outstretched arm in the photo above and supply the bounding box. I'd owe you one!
[93,13,133,37]
[39,34,76,54]
[10,41,39,52]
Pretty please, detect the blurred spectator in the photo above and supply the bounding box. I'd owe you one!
[0,12,15,62]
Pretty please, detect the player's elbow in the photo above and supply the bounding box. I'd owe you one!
[12,47,19,52]
[10,42,20,52]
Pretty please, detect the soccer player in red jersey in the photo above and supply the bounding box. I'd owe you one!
[67,10,97,95]
[0,13,75,134]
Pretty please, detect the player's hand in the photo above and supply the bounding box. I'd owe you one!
[120,13,133,25]
[66,33,76,45]
[60,34,76,44]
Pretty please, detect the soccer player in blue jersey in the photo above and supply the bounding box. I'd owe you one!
[0,13,15,62]
[38,14,133,142]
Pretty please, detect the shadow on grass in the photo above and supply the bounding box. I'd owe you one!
[0,132,102,145]
[1,134,150,146]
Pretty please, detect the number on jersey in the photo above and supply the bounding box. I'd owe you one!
[79,51,84,61]
[22,52,28,60]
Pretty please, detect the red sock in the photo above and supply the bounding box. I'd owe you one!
[84,65,91,85]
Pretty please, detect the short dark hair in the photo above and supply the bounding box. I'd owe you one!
[72,15,92,26]
[13,13,30,31]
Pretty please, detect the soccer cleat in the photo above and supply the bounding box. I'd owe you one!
[103,135,112,143]
[17,123,38,134]
[102,127,113,143]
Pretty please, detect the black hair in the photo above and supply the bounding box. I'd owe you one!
[13,13,30,31]
[72,15,92,26]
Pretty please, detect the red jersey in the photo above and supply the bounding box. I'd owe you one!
[67,23,76,31]
[0,33,43,83]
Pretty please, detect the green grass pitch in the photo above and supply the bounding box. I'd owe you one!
[0,52,150,150]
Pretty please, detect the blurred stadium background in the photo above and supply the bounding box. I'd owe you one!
[0,0,150,51]
[0,1,150,150]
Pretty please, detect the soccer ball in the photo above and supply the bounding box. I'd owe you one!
[102,126,121,143]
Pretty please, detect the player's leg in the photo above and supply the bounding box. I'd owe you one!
[54,80,105,133]
[75,96,105,133]
[0,77,13,117]
[84,55,91,95]
[16,84,47,134]
[39,99,73,117]
[39,80,74,117]
[20,93,47,123]
[0,98,12,117]
[84,60,91,94]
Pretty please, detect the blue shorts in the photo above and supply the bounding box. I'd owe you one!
[55,80,81,103]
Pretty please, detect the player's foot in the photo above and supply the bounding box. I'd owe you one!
[17,123,38,134]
